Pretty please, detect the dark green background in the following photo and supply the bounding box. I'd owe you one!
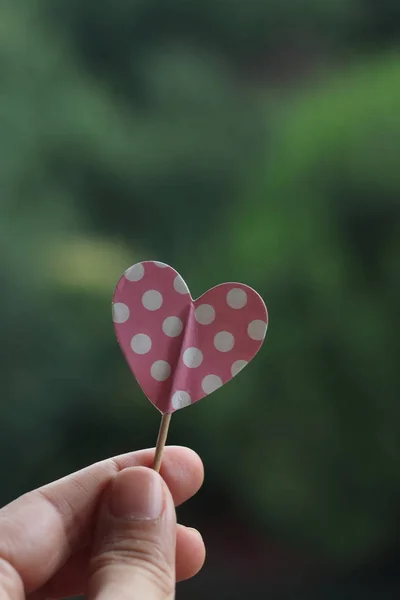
[1,0,399,597]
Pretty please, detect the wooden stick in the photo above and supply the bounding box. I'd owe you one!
[152,413,172,473]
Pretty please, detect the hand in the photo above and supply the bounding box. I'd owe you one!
[0,446,205,599]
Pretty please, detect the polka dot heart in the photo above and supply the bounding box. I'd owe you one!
[112,261,268,414]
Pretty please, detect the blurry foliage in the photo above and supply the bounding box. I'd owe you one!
[0,0,399,591]
[43,0,356,63]
[204,53,400,559]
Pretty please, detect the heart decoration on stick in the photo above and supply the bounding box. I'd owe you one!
[112,261,268,471]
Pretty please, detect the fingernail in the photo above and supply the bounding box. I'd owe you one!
[110,467,163,520]
[187,527,203,541]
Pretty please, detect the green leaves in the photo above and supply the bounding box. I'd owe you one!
[198,54,400,559]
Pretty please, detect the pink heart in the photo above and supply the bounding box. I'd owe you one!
[112,261,268,414]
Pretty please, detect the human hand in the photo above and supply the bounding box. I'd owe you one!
[0,446,205,599]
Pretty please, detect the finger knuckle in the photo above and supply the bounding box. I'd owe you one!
[91,538,174,597]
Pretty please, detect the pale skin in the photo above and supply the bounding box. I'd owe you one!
[0,446,206,599]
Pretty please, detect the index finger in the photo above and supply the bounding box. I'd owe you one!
[0,446,203,594]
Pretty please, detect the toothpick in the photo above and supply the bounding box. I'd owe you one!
[152,413,172,472]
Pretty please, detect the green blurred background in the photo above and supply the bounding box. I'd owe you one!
[1,0,400,597]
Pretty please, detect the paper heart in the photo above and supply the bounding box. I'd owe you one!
[112,261,268,414]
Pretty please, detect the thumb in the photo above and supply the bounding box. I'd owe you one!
[88,466,176,600]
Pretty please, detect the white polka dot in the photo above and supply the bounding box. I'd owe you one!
[142,290,163,311]
[162,316,183,337]
[183,347,203,368]
[195,304,215,325]
[201,374,223,395]
[174,274,189,295]
[231,360,248,377]
[125,263,144,281]
[131,333,152,354]
[112,302,130,323]
[214,331,235,352]
[151,360,171,381]
[171,390,192,410]
[227,288,248,309]
[248,319,267,341]
[154,261,168,268]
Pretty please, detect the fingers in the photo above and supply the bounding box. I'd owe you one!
[0,446,203,594]
[88,467,176,600]
[175,525,205,581]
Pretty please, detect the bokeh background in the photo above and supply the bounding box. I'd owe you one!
[1,0,400,597]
